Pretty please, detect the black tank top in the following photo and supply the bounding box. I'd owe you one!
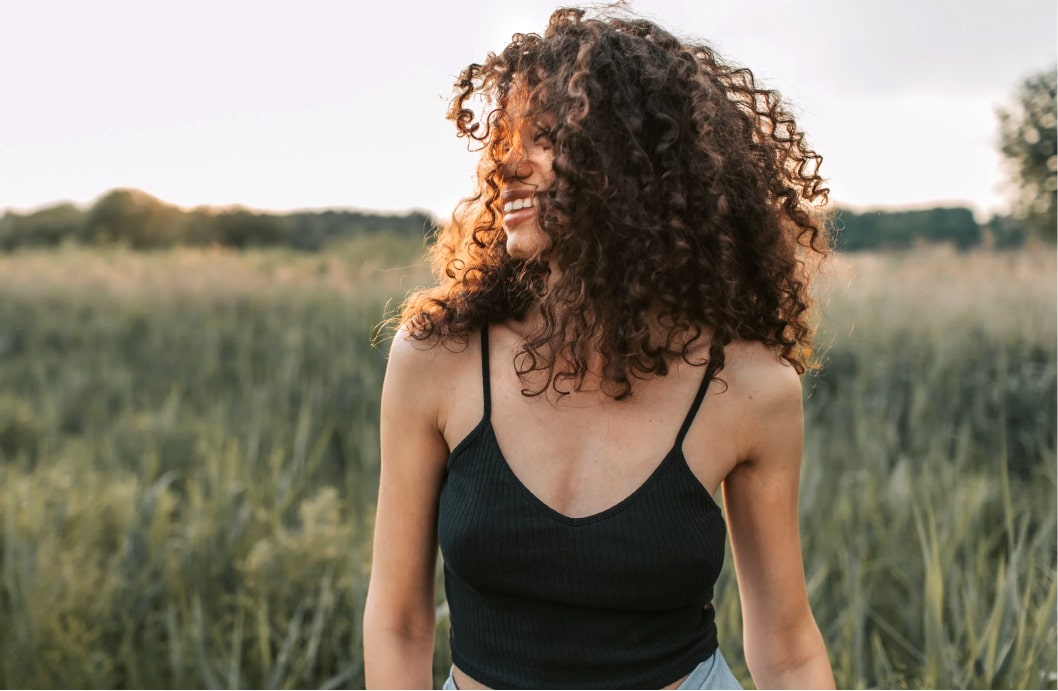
[437,326,727,689]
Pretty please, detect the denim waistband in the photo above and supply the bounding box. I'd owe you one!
[440,649,743,690]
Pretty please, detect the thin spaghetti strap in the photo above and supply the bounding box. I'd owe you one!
[480,324,492,419]
[674,362,715,446]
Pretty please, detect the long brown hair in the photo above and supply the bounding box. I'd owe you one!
[399,6,830,399]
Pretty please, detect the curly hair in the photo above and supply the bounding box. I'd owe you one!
[399,6,830,399]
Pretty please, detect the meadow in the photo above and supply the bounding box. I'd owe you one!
[0,240,1054,689]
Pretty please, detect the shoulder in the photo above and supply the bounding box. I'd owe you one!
[385,322,482,382]
[717,340,804,463]
[383,323,482,431]
[386,322,474,375]
[720,340,802,410]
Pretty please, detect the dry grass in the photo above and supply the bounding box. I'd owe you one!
[0,244,1053,689]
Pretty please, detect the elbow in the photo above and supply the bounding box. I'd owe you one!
[362,589,438,643]
[744,618,834,689]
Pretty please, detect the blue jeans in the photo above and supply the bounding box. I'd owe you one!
[675,649,743,689]
[440,649,743,689]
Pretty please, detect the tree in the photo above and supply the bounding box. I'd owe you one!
[84,188,186,248]
[0,204,85,249]
[997,67,1057,243]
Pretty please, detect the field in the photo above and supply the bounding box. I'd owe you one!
[0,241,1054,689]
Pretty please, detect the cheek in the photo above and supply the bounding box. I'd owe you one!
[524,144,554,184]
[539,151,555,183]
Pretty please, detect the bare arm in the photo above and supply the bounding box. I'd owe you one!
[723,356,834,690]
[363,331,452,689]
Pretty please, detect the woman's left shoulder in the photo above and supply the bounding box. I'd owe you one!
[718,340,803,422]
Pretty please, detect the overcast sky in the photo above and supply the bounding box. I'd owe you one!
[1,0,1054,220]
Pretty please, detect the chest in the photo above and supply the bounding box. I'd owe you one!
[494,393,686,516]
[438,424,728,609]
[442,356,739,520]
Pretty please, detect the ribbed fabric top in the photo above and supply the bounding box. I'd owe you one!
[437,326,728,690]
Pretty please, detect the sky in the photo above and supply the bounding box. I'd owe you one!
[1,0,1055,221]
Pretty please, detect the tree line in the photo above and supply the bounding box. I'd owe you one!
[0,189,434,252]
[833,206,1035,251]
[0,186,1041,253]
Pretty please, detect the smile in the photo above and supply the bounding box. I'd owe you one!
[502,191,539,229]
[503,195,535,214]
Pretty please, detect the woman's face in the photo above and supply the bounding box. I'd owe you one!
[500,116,555,261]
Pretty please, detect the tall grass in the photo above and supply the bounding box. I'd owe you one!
[0,244,1053,689]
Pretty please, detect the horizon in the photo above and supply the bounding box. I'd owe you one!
[0,185,1011,225]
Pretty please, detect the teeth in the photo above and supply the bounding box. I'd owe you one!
[503,196,534,214]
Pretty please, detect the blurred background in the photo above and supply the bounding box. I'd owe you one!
[0,1,1054,688]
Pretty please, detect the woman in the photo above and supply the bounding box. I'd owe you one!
[364,6,835,689]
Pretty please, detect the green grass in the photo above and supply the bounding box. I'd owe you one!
[0,244,1053,689]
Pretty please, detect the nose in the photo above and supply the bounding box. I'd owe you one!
[499,142,532,182]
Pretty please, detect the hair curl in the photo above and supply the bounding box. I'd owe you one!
[399,6,830,399]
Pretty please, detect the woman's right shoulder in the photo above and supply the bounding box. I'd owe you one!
[387,322,480,374]
[383,323,483,423]
[382,323,487,450]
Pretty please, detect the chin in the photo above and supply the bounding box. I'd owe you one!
[507,242,549,261]
[505,236,536,260]
[505,226,551,259]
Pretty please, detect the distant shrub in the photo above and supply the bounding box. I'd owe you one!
[0,394,42,461]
